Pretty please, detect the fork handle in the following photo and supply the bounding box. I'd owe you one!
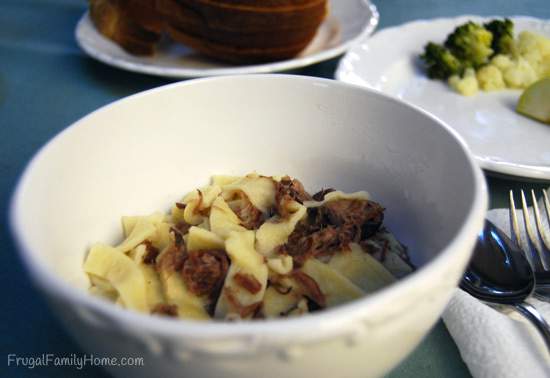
[513,302,550,352]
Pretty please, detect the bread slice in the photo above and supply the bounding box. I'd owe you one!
[89,0,162,55]
[124,0,164,34]
[89,0,328,62]
[159,0,327,62]
[160,0,327,32]
[167,22,314,63]
[161,1,320,48]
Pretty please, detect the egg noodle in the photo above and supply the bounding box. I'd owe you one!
[84,173,413,321]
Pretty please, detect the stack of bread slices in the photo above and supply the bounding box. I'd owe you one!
[89,0,164,55]
[89,0,328,63]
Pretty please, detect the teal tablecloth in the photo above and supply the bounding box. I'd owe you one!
[1,0,549,377]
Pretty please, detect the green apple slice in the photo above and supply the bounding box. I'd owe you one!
[516,77,550,124]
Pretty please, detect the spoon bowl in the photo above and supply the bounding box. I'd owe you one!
[461,220,534,303]
[461,219,550,350]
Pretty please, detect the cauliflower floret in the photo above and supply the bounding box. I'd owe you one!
[477,65,506,91]
[517,31,550,58]
[449,68,479,96]
[491,54,514,71]
[503,57,538,88]
[517,31,550,77]
[517,31,538,56]
[522,49,542,74]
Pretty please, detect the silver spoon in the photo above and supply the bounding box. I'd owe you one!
[460,219,550,350]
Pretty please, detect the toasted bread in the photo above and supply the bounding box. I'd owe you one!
[159,0,327,31]
[90,0,328,62]
[89,0,162,55]
[167,22,313,63]
[159,0,327,62]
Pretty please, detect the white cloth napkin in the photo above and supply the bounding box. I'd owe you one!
[442,195,550,378]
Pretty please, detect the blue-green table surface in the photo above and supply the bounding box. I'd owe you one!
[1,0,549,377]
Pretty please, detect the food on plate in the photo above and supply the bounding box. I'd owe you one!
[88,0,328,63]
[516,77,550,124]
[89,0,163,55]
[158,0,328,63]
[420,19,550,96]
[83,173,414,321]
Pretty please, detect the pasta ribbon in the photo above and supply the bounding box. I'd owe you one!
[121,212,166,237]
[180,185,222,225]
[130,244,166,309]
[328,243,396,293]
[157,247,209,320]
[209,196,246,239]
[266,255,293,275]
[262,286,301,318]
[301,258,364,307]
[117,217,157,253]
[211,175,241,186]
[121,213,172,250]
[186,226,225,251]
[255,201,306,257]
[215,231,268,319]
[89,274,118,300]
[84,243,148,312]
[303,190,370,208]
[221,173,276,213]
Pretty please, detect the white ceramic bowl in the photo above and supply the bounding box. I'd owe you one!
[10,75,487,378]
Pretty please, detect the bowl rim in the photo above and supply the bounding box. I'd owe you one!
[9,74,488,345]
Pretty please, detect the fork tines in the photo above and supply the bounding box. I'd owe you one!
[509,189,550,272]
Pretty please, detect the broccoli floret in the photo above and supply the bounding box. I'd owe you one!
[445,21,493,67]
[484,18,515,56]
[420,42,463,79]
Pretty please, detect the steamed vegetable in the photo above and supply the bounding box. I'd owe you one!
[444,21,494,68]
[420,18,550,96]
[420,42,463,79]
[484,19,515,56]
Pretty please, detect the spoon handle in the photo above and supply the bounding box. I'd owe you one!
[514,302,550,351]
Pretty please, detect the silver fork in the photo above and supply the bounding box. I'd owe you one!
[509,189,550,301]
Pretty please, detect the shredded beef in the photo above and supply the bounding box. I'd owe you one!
[224,287,263,318]
[324,199,384,239]
[312,188,335,201]
[142,240,160,265]
[181,249,229,298]
[241,301,263,318]
[233,272,262,294]
[175,222,191,235]
[278,225,340,266]
[170,226,185,248]
[278,199,385,265]
[292,271,326,308]
[151,303,178,317]
[275,176,312,217]
[156,243,186,273]
[229,190,264,230]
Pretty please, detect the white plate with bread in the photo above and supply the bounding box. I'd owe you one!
[76,0,378,78]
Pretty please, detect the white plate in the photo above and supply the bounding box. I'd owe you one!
[336,16,550,180]
[75,0,378,78]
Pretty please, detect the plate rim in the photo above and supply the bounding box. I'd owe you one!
[75,0,379,78]
[335,14,550,181]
